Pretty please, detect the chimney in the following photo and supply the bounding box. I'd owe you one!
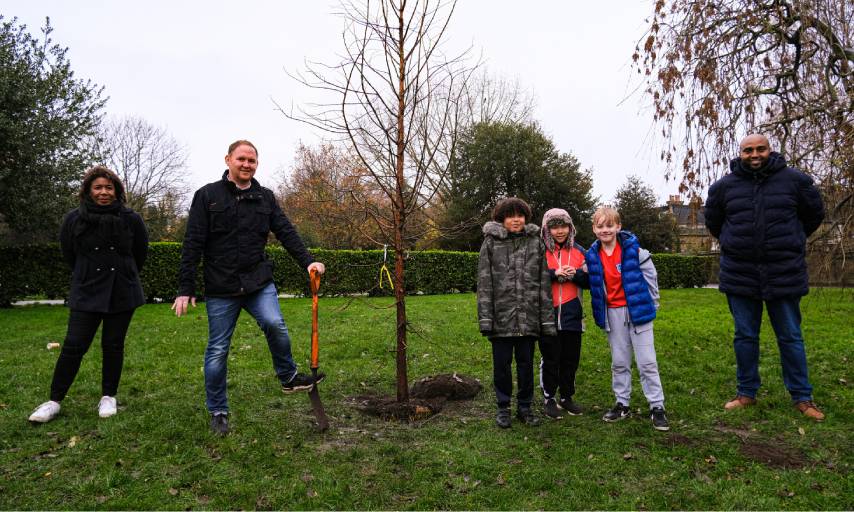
[667,194,682,214]
[688,196,702,225]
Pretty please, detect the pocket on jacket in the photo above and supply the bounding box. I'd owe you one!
[209,204,232,232]
[254,207,271,233]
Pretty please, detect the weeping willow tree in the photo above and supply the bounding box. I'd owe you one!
[634,0,853,282]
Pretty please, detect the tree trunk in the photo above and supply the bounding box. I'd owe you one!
[393,3,409,403]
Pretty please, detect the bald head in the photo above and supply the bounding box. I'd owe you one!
[739,134,771,170]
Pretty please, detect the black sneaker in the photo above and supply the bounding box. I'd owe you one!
[650,406,670,431]
[516,408,541,426]
[496,407,511,428]
[543,398,564,419]
[602,403,631,422]
[558,398,583,416]
[210,412,229,436]
[281,372,326,394]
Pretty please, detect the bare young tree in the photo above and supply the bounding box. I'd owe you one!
[282,0,471,401]
[96,115,190,214]
[634,0,853,281]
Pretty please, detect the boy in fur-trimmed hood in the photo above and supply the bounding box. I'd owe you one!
[477,198,555,428]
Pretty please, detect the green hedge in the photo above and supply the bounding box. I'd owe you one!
[651,253,715,289]
[0,243,714,305]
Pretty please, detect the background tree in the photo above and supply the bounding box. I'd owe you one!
[277,143,386,249]
[139,190,188,242]
[440,121,597,251]
[634,1,853,276]
[613,175,677,253]
[0,16,105,244]
[94,115,189,240]
[284,0,471,402]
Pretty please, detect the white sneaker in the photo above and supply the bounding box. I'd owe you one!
[29,401,61,423]
[98,396,117,418]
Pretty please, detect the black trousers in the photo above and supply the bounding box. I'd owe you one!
[49,309,135,402]
[490,336,536,410]
[538,331,582,401]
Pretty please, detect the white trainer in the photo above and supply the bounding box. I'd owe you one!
[28,401,61,423]
[98,396,117,418]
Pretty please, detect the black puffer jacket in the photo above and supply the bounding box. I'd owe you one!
[178,172,314,298]
[60,206,148,313]
[704,152,824,300]
[477,221,556,339]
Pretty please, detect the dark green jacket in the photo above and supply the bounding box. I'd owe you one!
[477,221,556,339]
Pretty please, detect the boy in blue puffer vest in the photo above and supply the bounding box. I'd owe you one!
[585,206,669,431]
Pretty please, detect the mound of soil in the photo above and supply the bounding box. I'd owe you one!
[409,373,482,400]
[350,373,481,422]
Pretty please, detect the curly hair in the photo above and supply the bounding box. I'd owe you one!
[492,197,532,223]
[79,165,126,204]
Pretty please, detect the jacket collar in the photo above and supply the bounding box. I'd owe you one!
[730,151,786,181]
[221,170,261,194]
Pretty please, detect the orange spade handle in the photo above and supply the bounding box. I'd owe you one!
[309,269,321,369]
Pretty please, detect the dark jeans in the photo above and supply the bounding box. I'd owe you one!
[490,336,536,411]
[538,331,582,401]
[50,309,135,402]
[726,294,814,402]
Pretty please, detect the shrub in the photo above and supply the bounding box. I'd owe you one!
[652,253,714,289]
[0,244,712,306]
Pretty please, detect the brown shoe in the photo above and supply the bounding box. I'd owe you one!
[724,395,757,410]
[795,401,825,422]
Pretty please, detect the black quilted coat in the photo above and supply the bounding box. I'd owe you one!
[704,152,824,300]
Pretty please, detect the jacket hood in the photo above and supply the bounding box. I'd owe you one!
[541,208,576,251]
[730,151,786,181]
[483,221,540,239]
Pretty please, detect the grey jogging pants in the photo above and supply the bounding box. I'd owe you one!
[606,306,665,409]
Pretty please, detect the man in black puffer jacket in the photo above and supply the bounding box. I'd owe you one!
[705,133,825,421]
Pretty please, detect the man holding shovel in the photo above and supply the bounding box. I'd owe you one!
[173,140,326,436]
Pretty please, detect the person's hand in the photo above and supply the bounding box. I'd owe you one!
[171,295,196,317]
[564,266,577,279]
[308,262,326,275]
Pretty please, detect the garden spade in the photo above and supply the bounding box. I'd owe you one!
[308,269,329,432]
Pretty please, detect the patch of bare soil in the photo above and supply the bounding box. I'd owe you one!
[350,373,482,422]
[739,441,809,469]
[714,421,810,469]
[350,395,445,421]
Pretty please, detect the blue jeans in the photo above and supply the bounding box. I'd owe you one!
[204,282,298,413]
[726,294,813,402]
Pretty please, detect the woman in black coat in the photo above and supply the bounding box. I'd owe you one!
[29,166,148,423]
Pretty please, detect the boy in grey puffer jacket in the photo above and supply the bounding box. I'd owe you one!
[478,197,556,428]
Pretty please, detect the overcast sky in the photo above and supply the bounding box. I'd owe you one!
[4,1,679,205]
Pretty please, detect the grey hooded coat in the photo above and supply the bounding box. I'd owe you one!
[477,221,557,339]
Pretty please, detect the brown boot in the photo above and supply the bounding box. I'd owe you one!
[724,395,757,410]
[795,401,825,422]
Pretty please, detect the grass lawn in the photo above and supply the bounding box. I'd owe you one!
[0,288,851,510]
